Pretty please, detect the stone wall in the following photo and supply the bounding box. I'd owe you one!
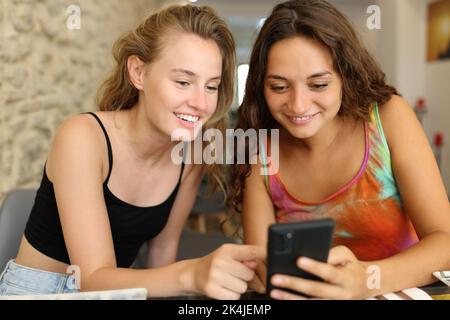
[0,0,162,203]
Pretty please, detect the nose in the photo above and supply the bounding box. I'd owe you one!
[289,86,310,115]
[188,86,208,112]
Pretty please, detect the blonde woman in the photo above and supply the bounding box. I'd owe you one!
[0,5,264,299]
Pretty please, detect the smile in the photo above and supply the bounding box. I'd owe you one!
[287,112,319,125]
[290,113,318,121]
[174,112,200,123]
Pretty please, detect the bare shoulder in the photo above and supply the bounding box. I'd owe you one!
[377,95,421,148]
[47,113,107,181]
[59,112,107,132]
[377,95,415,126]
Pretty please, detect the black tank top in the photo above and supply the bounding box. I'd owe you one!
[24,112,184,267]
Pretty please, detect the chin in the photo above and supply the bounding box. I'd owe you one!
[289,131,315,140]
[285,125,319,140]
[169,125,199,142]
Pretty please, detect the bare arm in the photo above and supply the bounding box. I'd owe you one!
[146,164,204,268]
[267,96,450,300]
[48,116,265,299]
[369,95,450,293]
[242,162,277,286]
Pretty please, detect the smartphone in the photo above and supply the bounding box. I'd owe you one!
[267,218,335,295]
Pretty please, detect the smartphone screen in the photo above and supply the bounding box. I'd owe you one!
[267,218,335,295]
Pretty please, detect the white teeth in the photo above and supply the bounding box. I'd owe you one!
[174,113,199,123]
[292,114,313,121]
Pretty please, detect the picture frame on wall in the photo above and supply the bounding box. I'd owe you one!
[427,0,450,62]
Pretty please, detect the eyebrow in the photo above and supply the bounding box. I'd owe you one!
[266,71,332,81]
[171,68,221,81]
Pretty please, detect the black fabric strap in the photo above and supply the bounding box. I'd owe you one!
[83,112,113,184]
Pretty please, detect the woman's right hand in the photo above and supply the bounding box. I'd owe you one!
[184,244,266,300]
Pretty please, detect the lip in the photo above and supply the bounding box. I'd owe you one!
[173,112,202,118]
[286,112,319,125]
[174,112,200,129]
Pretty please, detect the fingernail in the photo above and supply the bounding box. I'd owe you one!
[270,290,282,299]
[272,276,284,285]
[298,257,312,268]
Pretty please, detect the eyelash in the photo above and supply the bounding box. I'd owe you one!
[206,86,218,92]
[176,81,218,93]
[312,84,329,90]
[176,80,190,87]
[270,86,287,92]
[269,83,329,92]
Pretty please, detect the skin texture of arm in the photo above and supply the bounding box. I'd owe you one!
[47,115,266,299]
[242,161,277,291]
[371,95,450,292]
[145,163,204,268]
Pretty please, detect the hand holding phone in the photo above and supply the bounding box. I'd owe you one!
[266,218,335,295]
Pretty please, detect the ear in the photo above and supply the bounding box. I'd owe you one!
[127,55,146,90]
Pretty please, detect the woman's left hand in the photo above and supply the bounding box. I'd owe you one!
[269,246,374,300]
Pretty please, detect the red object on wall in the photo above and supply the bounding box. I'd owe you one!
[416,98,426,111]
[434,132,443,147]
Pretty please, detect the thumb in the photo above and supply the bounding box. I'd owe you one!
[243,260,259,269]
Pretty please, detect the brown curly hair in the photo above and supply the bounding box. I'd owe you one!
[227,0,398,214]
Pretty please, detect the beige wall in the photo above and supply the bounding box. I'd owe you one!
[0,0,161,203]
[372,0,449,193]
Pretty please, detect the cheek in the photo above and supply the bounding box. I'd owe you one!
[146,84,171,110]
[315,90,341,110]
[206,95,219,115]
[159,93,184,113]
[265,93,284,114]
[152,80,185,111]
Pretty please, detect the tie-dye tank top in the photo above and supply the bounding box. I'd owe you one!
[260,103,418,261]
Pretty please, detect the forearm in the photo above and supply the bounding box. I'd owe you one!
[147,244,178,268]
[81,259,198,298]
[370,231,450,296]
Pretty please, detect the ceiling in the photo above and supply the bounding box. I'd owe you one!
[159,0,367,63]
[159,0,288,62]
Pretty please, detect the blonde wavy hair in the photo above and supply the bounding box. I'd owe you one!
[96,4,236,194]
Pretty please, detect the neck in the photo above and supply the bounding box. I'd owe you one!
[119,103,175,163]
[282,116,350,156]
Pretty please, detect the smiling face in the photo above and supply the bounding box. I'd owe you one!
[264,35,343,141]
[139,32,223,141]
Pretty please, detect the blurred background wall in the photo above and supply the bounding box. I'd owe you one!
[0,0,163,201]
[1,0,449,203]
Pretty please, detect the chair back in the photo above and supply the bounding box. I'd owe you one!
[0,189,37,271]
